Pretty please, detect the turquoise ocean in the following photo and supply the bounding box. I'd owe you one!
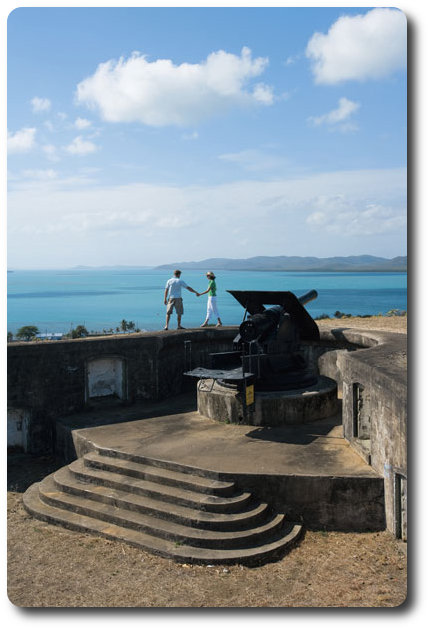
[7,269,407,335]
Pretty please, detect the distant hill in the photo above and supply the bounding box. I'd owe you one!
[155,255,407,272]
[72,265,153,270]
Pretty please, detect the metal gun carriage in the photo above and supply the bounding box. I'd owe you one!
[186,289,320,392]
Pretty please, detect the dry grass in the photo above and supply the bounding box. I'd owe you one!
[7,491,406,608]
[7,317,407,608]
[317,314,407,334]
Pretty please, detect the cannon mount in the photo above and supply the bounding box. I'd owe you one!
[185,289,320,393]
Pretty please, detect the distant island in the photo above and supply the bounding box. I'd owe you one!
[155,255,407,272]
[72,265,153,270]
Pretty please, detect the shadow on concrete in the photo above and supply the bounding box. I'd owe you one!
[58,391,198,430]
[245,416,342,445]
[8,395,200,492]
[324,327,363,347]
[8,453,63,493]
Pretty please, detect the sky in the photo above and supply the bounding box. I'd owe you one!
[6,5,407,269]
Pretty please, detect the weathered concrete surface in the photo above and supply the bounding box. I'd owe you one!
[72,405,384,532]
[319,328,407,538]
[8,328,237,454]
[197,376,339,426]
[72,406,373,477]
[8,325,406,538]
[55,393,197,464]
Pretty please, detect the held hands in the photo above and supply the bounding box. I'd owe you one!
[195,292,201,297]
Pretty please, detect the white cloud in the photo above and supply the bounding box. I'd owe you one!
[306,211,327,226]
[22,169,58,180]
[252,83,274,105]
[7,127,36,154]
[42,144,60,162]
[182,131,199,140]
[65,136,98,155]
[306,195,406,236]
[76,47,273,127]
[309,97,360,130]
[31,96,52,112]
[306,8,406,84]
[74,117,92,130]
[218,149,287,172]
[8,167,406,267]
[284,55,299,66]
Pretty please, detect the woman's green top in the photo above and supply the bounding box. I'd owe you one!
[208,279,216,296]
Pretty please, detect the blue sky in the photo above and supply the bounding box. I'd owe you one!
[7,6,407,268]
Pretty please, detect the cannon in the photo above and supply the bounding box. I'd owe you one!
[238,290,318,344]
[185,289,320,392]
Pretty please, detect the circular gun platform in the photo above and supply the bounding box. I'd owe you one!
[197,375,339,427]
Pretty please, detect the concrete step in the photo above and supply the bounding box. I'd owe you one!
[56,464,269,531]
[23,481,303,565]
[93,445,231,481]
[68,459,251,513]
[38,473,286,549]
[83,451,236,496]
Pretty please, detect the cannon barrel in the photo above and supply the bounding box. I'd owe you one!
[298,289,318,305]
[239,305,283,343]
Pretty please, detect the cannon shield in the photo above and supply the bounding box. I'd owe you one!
[227,290,319,341]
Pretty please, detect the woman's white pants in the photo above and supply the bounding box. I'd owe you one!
[206,296,220,320]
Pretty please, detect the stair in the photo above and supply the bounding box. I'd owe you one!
[23,450,303,565]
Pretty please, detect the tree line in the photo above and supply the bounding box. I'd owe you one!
[8,319,140,342]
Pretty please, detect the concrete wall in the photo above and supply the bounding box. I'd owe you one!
[7,328,237,455]
[7,325,407,539]
[7,407,31,451]
[318,328,407,540]
[229,472,385,532]
[86,357,126,400]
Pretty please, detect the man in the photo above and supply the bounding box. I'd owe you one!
[163,269,198,330]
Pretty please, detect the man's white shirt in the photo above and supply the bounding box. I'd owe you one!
[165,278,187,298]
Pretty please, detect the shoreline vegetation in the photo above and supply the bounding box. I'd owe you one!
[8,311,407,342]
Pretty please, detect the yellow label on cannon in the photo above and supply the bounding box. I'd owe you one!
[245,384,255,406]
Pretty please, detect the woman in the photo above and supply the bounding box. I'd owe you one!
[197,271,222,327]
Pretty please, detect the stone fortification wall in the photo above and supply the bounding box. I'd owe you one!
[7,325,407,539]
[7,328,237,455]
[318,328,407,539]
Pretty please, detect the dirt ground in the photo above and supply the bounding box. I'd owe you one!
[317,314,407,334]
[7,316,407,608]
[7,488,407,608]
